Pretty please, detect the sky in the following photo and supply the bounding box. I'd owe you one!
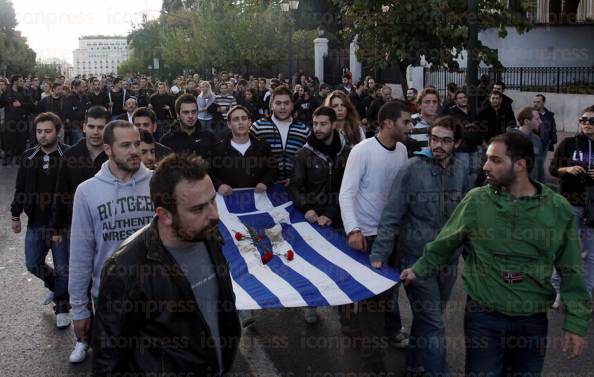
[12,0,163,63]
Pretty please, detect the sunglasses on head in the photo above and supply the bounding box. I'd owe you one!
[579,117,594,125]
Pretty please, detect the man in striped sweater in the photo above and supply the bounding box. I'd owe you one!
[250,86,311,184]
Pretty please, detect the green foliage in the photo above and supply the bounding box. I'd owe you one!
[32,63,61,78]
[119,0,319,78]
[334,0,533,89]
[0,0,36,75]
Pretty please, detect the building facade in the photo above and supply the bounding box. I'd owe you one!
[73,36,128,77]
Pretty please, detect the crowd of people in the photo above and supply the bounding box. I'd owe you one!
[3,69,593,377]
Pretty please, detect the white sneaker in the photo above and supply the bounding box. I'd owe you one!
[41,290,54,305]
[56,313,70,329]
[69,341,88,363]
[551,294,561,309]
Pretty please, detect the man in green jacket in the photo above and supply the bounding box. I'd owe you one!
[401,132,591,377]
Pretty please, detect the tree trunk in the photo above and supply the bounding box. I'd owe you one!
[396,61,409,99]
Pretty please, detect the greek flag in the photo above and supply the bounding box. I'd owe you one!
[217,185,399,310]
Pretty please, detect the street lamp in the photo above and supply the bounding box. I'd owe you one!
[281,0,299,85]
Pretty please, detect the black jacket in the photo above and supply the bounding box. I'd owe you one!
[149,93,175,121]
[477,104,516,142]
[209,134,277,190]
[160,121,219,158]
[155,142,173,162]
[92,219,241,377]
[63,93,91,130]
[88,91,110,108]
[50,139,107,233]
[10,143,69,220]
[539,107,558,152]
[38,95,66,121]
[288,133,350,224]
[550,133,593,207]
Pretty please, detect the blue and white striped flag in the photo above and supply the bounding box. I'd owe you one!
[217,185,399,310]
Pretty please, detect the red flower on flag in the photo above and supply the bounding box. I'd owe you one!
[261,252,274,265]
[287,249,294,261]
[234,232,243,241]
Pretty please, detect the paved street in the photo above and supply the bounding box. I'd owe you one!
[0,162,592,377]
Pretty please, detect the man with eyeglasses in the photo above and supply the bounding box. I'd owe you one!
[550,105,594,298]
[370,116,469,377]
[10,112,70,329]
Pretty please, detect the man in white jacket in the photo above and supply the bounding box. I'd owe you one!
[68,120,154,363]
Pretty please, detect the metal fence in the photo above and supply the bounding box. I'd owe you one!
[424,66,594,95]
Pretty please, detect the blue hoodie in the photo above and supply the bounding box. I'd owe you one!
[69,161,154,320]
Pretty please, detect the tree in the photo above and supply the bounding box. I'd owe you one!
[334,0,532,94]
[0,0,36,75]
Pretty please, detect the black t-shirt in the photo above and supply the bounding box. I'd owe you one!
[30,150,61,225]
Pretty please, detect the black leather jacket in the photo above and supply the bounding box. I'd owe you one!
[92,219,241,377]
[288,136,350,224]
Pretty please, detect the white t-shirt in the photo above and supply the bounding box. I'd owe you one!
[272,115,292,148]
[339,136,408,236]
[231,139,251,156]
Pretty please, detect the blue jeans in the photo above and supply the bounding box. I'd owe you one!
[551,206,594,296]
[403,255,458,376]
[464,297,548,377]
[25,225,69,313]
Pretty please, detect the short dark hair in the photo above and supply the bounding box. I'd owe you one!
[150,154,210,214]
[494,80,506,90]
[535,94,546,103]
[10,75,22,84]
[227,105,252,122]
[113,77,122,85]
[454,89,466,99]
[34,112,62,132]
[490,90,503,98]
[85,106,111,124]
[429,116,463,142]
[491,132,535,173]
[103,120,137,147]
[581,105,594,115]
[139,128,155,144]
[271,86,293,102]
[132,107,157,124]
[378,100,410,127]
[313,106,337,123]
[175,93,197,115]
[517,106,535,126]
[446,82,458,93]
[51,82,62,90]
[319,83,331,91]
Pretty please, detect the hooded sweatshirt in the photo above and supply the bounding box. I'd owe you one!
[549,133,594,207]
[69,161,154,320]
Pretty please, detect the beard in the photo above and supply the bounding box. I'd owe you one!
[112,153,140,173]
[486,165,516,189]
[171,213,219,243]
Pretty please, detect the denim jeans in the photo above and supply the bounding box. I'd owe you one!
[464,297,548,377]
[402,254,458,376]
[551,206,594,296]
[25,224,69,313]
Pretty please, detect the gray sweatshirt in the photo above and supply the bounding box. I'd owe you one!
[69,161,154,320]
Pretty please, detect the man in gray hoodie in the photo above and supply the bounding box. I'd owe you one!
[68,120,154,363]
